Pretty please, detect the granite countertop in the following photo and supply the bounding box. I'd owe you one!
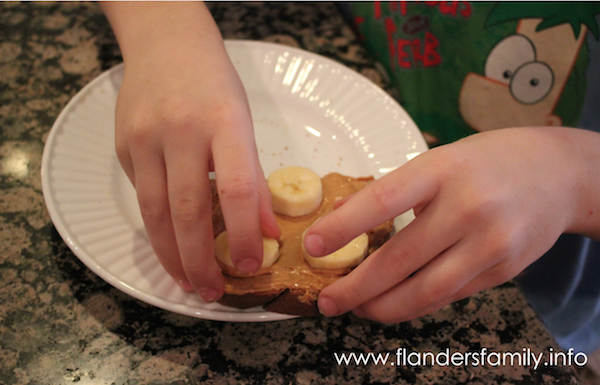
[0,2,580,384]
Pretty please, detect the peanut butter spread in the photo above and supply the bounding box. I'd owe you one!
[216,173,375,303]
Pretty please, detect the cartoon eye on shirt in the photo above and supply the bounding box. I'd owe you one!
[459,19,587,132]
[484,34,554,105]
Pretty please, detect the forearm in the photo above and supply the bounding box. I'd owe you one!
[100,1,225,64]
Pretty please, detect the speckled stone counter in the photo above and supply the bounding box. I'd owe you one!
[0,2,581,384]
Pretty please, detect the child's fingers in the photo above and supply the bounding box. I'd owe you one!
[130,144,194,294]
[303,156,437,258]
[257,175,281,239]
[348,238,494,323]
[211,119,268,275]
[316,197,464,317]
[164,139,225,302]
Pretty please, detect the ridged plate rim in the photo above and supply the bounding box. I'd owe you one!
[41,40,427,322]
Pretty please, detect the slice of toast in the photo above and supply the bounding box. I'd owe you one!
[211,173,393,316]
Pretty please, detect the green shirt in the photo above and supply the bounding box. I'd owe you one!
[346,2,595,145]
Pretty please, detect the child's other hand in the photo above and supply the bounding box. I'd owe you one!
[304,127,597,321]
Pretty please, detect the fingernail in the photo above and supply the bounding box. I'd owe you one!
[177,279,194,293]
[236,258,261,274]
[318,296,339,317]
[304,233,325,257]
[199,287,220,303]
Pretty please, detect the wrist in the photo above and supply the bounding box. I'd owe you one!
[564,128,600,240]
[101,2,223,65]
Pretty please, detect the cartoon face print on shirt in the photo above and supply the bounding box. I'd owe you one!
[459,18,586,132]
[485,33,553,105]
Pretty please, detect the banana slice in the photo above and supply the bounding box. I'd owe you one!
[303,233,369,269]
[214,231,280,269]
[267,166,323,217]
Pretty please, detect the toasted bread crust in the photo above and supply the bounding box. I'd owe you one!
[217,292,282,310]
[263,289,321,316]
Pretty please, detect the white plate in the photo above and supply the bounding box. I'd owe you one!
[41,40,427,322]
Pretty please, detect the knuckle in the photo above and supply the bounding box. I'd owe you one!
[338,285,366,310]
[328,212,351,244]
[182,264,206,278]
[436,144,470,174]
[143,98,205,140]
[369,181,398,216]
[373,311,404,324]
[219,174,257,202]
[380,247,411,277]
[191,97,249,133]
[138,196,168,225]
[171,197,202,225]
[228,233,261,258]
[183,266,209,287]
[162,98,198,127]
[465,194,501,223]
[488,255,520,283]
[128,116,156,147]
[208,98,248,125]
[502,262,522,282]
[481,226,520,263]
[184,262,223,286]
[359,302,407,324]
[421,145,461,182]
[422,281,447,308]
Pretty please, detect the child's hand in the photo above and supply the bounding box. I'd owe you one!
[103,2,280,302]
[304,127,599,321]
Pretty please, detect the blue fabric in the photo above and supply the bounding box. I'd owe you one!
[516,235,600,353]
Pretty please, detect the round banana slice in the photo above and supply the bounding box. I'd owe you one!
[267,166,323,217]
[303,233,369,269]
[214,231,280,269]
